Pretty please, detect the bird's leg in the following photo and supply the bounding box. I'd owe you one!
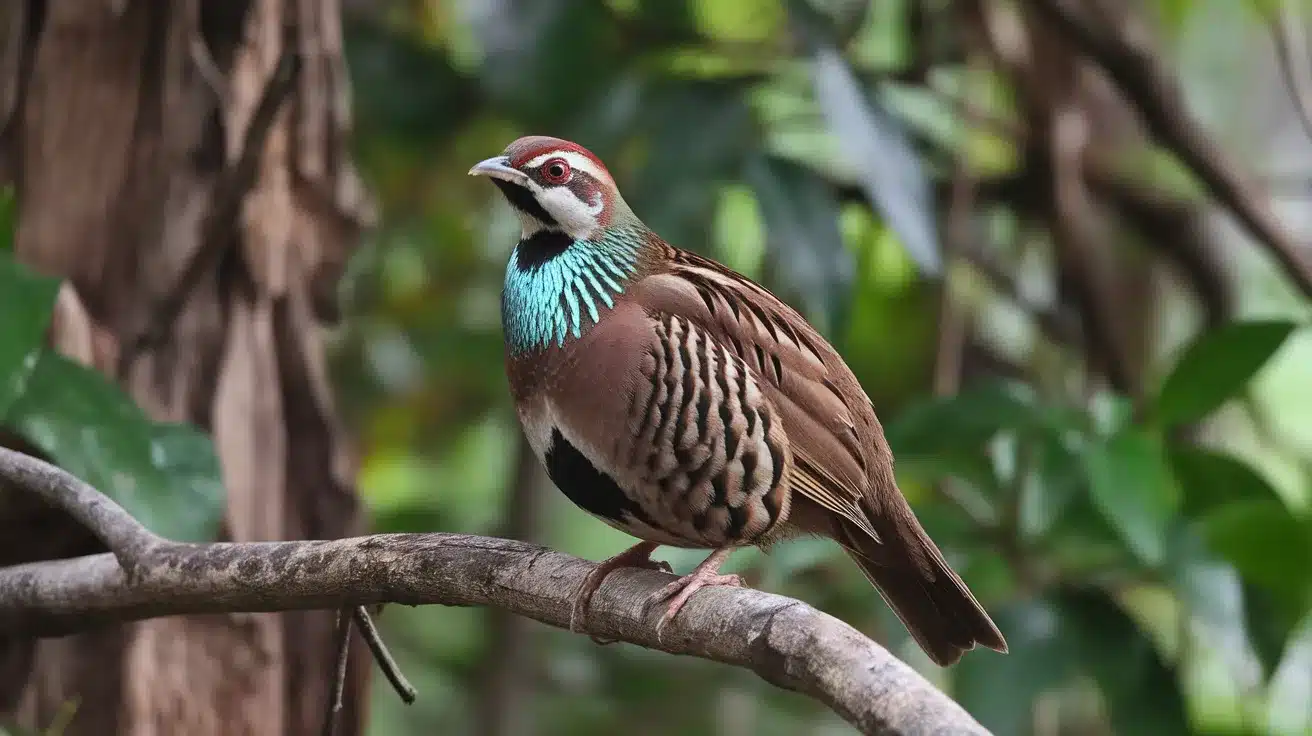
[646,547,743,641]
[571,540,672,635]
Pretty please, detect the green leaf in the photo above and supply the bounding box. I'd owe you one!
[1155,320,1297,426]
[0,256,61,419]
[886,382,1049,457]
[1059,589,1189,736]
[0,185,15,252]
[1168,531,1264,691]
[1169,447,1283,517]
[1082,429,1179,567]
[1244,581,1305,677]
[952,590,1188,734]
[1156,0,1199,35]
[745,154,851,323]
[4,351,225,542]
[1267,613,1312,736]
[798,12,941,277]
[952,599,1076,734]
[467,0,619,127]
[626,79,754,248]
[1202,499,1312,611]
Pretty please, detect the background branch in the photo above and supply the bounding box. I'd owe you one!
[0,447,162,573]
[1027,0,1312,299]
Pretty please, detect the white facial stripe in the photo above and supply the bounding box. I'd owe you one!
[534,184,601,239]
[523,150,611,185]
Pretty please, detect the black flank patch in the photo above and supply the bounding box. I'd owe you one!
[515,230,573,272]
[545,429,654,528]
[493,179,559,227]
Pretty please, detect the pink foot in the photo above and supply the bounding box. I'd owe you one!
[645,548,743,641]
[571,541,671,636]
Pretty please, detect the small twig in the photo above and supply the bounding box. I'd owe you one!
[117,42,302,376]
[323,607,354,736]
[353,605,416,704]
[190,34,229,106]
[0,447,163,573]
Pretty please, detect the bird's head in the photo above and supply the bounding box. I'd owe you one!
[468,136,633,241]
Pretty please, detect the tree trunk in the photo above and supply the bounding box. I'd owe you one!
[0,0,372,733]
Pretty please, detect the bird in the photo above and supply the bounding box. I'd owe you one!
[469,135,1008,666]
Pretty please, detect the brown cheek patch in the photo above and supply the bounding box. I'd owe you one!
[568,175,611,226]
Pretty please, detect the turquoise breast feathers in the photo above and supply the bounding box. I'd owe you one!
[502,227,645,355]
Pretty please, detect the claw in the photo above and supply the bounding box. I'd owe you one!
[570,541,668,636]
[644,548,742,643]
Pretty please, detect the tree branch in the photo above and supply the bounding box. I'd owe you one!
[324,606,353,736]
[0,452,989,736]
[0,447,163,573]
[1025,0,1312,300]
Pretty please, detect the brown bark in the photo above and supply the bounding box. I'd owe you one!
[964,0,1188,398]
[0,441,990,736]
[0,0,371,734]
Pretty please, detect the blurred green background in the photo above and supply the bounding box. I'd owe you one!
[5,0,1312,733]
[330,0,1312,734]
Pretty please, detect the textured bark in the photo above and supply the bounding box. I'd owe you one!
[0,534,991,736]
[0,0,371,734]
[0,444,991,736]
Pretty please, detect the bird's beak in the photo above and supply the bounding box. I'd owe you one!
[467,155,528,185]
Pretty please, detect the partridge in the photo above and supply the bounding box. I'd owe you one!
[470,136,1007,665]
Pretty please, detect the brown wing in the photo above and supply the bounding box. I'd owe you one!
[629,247,883,543]
[632,246,1008,665]
[534,299,793,550]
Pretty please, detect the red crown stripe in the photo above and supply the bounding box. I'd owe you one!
[506,136,608,173]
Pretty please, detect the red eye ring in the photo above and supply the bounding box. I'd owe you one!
[541,158,571,183]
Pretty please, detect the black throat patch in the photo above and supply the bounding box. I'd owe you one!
[514,230,573,272]
[493,179,559,228]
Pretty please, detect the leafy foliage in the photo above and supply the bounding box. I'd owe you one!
[1155,320,1297,427]
[0,256,225,543]
[0,258,59,418]
[1083,429,1178,567]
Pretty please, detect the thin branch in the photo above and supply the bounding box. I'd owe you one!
[0,447,162,573]
[117,40,302,375]
[1025,0,1312,300]
[353,605,415,704]
[0,453,989,736]
[324,607,353,736]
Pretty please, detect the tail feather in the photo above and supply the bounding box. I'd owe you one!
[836,516,1007,667]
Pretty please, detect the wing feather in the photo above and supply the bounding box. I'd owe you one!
[629,248,885,546]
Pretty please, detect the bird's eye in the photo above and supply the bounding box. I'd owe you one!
[542,158,571,183]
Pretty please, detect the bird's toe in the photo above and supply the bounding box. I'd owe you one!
[648,572,745,642]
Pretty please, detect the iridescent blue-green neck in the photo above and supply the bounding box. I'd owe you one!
[501,225,647,355]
